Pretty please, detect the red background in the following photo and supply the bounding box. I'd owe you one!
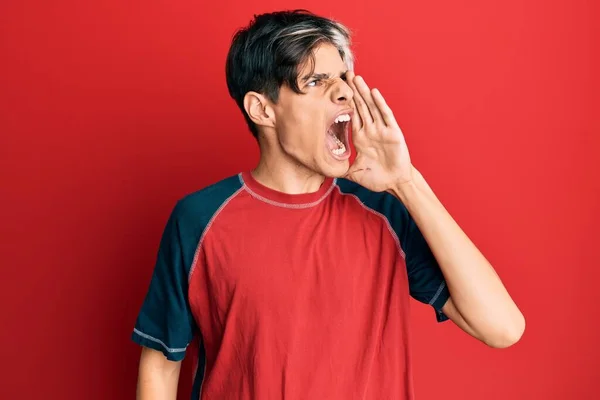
[1,0,598,399]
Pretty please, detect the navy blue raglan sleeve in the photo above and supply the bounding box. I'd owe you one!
[395,198,451,322]
[131,201,197,361]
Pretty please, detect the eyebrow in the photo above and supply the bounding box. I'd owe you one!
[301,70,348,82]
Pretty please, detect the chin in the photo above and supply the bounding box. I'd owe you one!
[319,149,351,178]
[322,164,349,178]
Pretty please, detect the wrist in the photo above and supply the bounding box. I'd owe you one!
[387,167,428,204]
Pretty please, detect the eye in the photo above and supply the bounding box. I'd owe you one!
[307,79,321,87]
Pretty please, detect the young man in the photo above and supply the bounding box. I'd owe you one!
[132,10,525,400]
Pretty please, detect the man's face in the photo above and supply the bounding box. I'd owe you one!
[271,43,354,178]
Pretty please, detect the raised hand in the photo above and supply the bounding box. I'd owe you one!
[345,71,415,192]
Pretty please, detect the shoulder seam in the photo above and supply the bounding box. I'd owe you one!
[334,185,406,259]
[187,186,245,283]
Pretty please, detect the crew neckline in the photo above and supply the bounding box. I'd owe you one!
[239,171,336,208]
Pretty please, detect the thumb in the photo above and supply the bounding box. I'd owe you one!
[344,160,365,182]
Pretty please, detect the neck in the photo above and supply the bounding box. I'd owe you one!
[251,138,325,195]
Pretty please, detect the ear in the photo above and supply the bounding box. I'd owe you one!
[243,91,276,129]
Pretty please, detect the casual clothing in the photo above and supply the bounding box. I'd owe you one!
[132,171,450,399]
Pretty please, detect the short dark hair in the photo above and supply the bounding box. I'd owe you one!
[225,10,354,138]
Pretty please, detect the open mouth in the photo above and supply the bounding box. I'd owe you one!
[326,113,351,158]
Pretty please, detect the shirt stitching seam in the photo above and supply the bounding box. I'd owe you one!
[429,281,447,306]
[133,328,187,353]
[336,185,447,309]
[334,185,406,259]
[188,186,245,283]
[239,173,337,209]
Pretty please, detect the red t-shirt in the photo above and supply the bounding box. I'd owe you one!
[132,171,450,399]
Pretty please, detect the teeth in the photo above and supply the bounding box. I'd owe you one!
[334,114,351,123]
[329,131,346,155]
[332,145,346,155]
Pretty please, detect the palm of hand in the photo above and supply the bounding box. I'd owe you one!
[344,72,415,192]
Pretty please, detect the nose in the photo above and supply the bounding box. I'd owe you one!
[330,78,353,105]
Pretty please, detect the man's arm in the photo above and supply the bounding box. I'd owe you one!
[390,167,525,348]
[131,199,201,397]
[136,347,182,400]
[344,71,525,348]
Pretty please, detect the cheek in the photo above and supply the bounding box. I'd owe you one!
[283,118,324,151]
[275,100,326,149]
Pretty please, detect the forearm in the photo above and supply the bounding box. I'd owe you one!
[390,168,525,347]
[136,348,181,400]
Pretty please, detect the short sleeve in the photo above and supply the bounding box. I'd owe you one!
[402,212,451,322]
[131,202,197,361]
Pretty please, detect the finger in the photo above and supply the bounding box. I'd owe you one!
[353,76,384,126]
[345,73,363,136]
[344,165,366,181]
[371,88,399,128]
[351,98,363,132]
[346,72,374,125]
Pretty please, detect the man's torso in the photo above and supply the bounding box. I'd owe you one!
[189,172,414,399]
